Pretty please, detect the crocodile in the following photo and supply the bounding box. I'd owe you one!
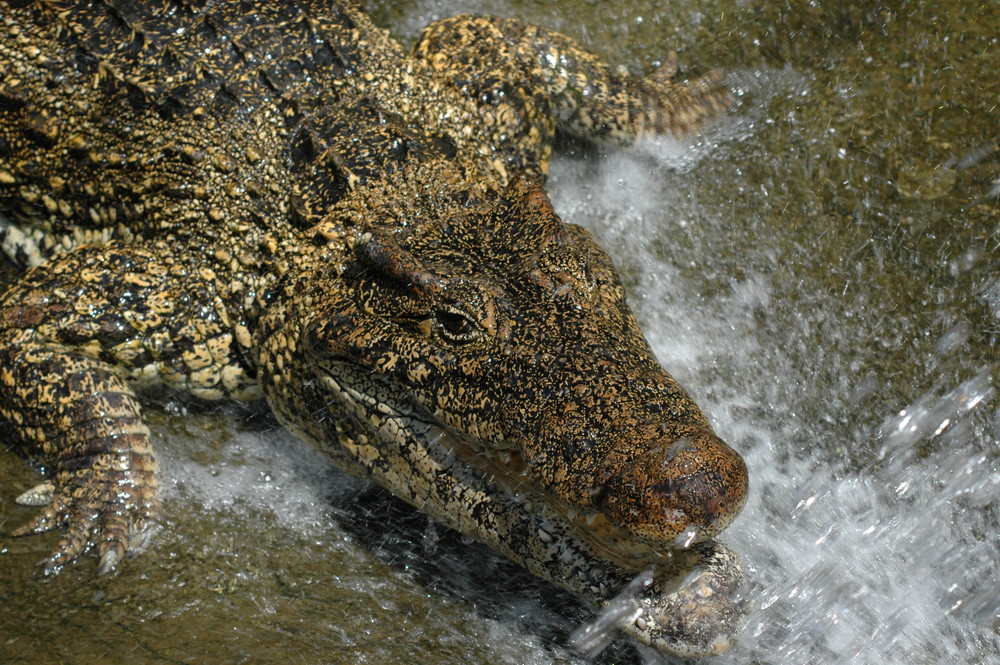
[0,0,749,657]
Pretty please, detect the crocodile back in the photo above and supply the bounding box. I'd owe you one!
[0,0,412,266]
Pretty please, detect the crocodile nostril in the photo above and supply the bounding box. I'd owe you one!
[599,430,748,547]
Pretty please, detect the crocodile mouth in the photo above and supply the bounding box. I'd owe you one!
[308,358,749,657]
[428,425,673,570]
[317,359,742,573]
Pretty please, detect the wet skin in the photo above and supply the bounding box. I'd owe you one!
[0,0,747,656]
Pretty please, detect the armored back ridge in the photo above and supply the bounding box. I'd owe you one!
[0,0,747,657]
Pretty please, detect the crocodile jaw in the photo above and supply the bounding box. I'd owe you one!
[304,360,748,657]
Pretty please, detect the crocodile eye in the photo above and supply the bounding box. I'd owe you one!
[433,306,480,344]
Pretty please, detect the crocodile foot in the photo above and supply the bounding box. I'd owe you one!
[11,461,159,576]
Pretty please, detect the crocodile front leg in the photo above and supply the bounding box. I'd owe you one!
[0,325,158,575]
[0,241,257,573]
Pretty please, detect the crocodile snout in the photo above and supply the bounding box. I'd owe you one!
[599,430,748,547]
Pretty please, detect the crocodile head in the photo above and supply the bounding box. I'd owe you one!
[262,170,748,656]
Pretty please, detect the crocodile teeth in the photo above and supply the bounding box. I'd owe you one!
[585,513,598,526]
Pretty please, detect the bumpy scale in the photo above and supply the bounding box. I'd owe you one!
[0,0,747,657]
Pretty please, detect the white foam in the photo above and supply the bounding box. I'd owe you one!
[155,409,364,535]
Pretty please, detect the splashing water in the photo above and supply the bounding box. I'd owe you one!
[544,125,999,664]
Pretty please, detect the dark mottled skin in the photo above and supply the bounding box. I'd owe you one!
[0,0,747,657]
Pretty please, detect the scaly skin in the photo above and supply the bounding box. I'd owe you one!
[0,0,747,657]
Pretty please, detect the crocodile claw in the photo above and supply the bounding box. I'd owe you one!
[14,481,55,507]
[10,463,159,575]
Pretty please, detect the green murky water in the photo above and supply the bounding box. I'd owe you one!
[2,1,997,664]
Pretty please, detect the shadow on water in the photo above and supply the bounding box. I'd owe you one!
[2,0,999,664]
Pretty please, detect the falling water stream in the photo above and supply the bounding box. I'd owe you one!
[1,1,997,664]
